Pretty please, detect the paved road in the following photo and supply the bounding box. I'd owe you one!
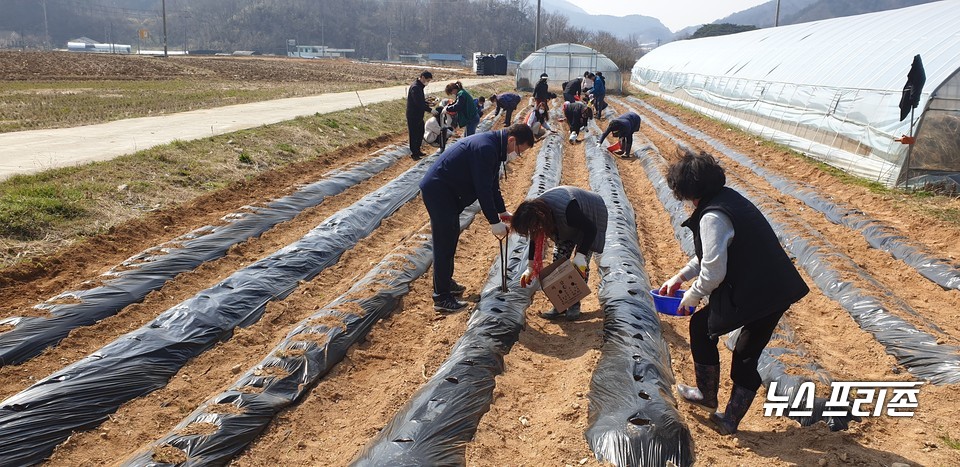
[0,77,503,181]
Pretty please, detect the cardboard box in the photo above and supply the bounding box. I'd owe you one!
[539,259,590,312]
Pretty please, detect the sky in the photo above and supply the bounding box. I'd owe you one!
[562,0,771,31]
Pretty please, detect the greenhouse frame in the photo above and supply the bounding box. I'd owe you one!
[631,1,960,188]
[516,43,622,94]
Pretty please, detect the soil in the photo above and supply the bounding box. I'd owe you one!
[0,80,956,466]
[0,51,472,82]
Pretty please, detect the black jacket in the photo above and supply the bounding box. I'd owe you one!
[563,78,582,96]
[564,102,590,132]
[682,187,809,336]
[600,112,642,142]
[533,79,550,101]
[406,79,431,116]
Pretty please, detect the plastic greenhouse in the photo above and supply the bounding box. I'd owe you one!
[631,1,960,188]
[516,43,621,94]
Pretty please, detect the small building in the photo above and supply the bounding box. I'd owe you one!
[288,45,355,59]
[425,53,465,66]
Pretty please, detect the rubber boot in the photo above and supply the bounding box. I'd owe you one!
[709,385,757,435]
[677,363,719,409]
[564,302,581,321]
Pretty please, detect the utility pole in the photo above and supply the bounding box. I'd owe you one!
[535,0,541,51]
[41,0,50,49]
[162,0,168,57]
[775,0,781,27]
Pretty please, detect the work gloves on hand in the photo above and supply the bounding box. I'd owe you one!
[572,252,588,278]
[520,267,535,288]
[490,222,509,237]
[499,211,513,223]
[678,290,701,315]
[658,273,685,297]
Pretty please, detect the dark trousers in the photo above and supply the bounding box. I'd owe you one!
[422,183,461,301]
[620,132,634,155]
[689,304,786,391]
[407,114,425,157]
[594,93,606,116]
[503,108,515,126]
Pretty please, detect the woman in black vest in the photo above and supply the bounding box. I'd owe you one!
[660,150,809,435]
[512,186,607,321]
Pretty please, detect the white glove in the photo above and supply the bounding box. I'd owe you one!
[658,273,685,297]
[520,267,536,288]
[572,252,588,278]
[490,222,509,237]
[596,140,603,147]
[678,290,701,315]
[499,211,513,223]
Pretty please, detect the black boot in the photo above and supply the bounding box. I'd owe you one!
[677,363,719,409]
[709,385,757,435]
[564,302,581,321]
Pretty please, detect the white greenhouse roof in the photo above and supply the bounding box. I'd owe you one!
[637,1,960,95]
[517,43,621,92]
[631,1,960,186]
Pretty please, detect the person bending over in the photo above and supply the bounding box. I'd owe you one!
[512,185,607,321]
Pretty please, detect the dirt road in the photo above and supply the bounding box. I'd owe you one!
[0,77,499,181]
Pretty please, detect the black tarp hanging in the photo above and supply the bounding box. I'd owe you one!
[899,54,926,122]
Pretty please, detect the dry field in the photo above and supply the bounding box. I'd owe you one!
[0,52,958,467]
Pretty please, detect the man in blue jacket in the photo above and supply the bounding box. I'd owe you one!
[598,111,642,157]
[489,92,522,127]
[420,123,535,312]
[592,72,607,118]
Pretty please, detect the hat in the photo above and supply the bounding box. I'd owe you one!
[539,73,548,79]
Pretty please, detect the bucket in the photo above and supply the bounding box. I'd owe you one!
[606,141,621,153]
[649,289,694,316]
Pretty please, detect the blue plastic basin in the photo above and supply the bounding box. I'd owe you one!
[649,289,694,316]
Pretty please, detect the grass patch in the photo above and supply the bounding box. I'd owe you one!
[942,434,960,450]
[0,181,88,239]
[276,143,297,154]
[804,158,891,194]
[238,152,253,164]
[921,206,960,224]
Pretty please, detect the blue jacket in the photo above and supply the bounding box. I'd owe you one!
[600,112,642,141]
[494,92,521,112]
[420,130,508,224]
[593,76,606,95]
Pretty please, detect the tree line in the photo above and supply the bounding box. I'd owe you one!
[0,0,642,70]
